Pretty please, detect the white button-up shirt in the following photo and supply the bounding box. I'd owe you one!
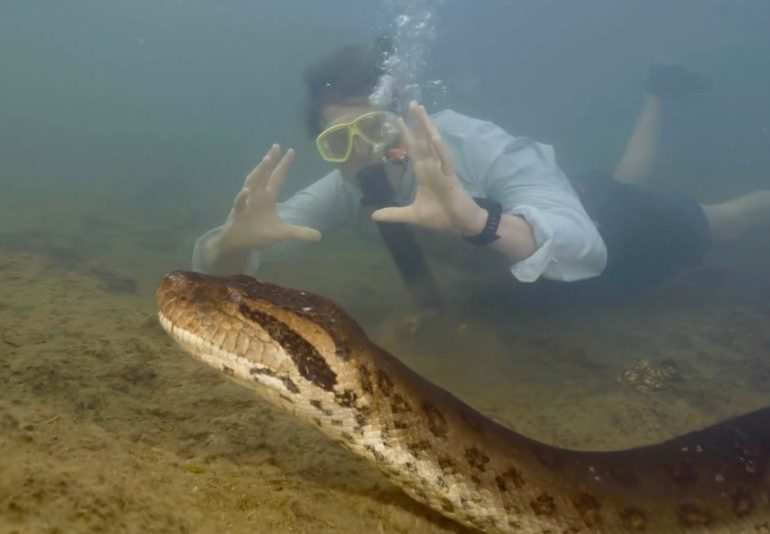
[192,109,607,282]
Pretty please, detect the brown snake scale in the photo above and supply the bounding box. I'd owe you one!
[156,271,770,533]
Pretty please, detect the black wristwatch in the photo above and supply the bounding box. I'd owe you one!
[462,197,503,246]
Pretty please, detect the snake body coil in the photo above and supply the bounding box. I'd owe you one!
[156,271,770,533]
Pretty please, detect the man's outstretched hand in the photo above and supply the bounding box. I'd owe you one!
[372,101,487,237]
[217,144,321,252]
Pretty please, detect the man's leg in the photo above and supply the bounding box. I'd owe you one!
[701,191,770,242]
[613,65,709,185]
[613,95,664,185]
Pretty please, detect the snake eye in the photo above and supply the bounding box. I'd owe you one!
[227,291,242,303]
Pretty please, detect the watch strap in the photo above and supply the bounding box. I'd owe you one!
[462,197,503,246]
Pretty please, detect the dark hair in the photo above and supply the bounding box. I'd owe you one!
[303,39,393,137]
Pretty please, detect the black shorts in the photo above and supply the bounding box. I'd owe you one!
[570,170,712,294]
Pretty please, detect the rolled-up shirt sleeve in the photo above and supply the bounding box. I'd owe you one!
[436,111,607,282]
[192,169,360,274]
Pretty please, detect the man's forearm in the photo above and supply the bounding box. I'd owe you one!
[458,208,537,264]
[490,214,537,263]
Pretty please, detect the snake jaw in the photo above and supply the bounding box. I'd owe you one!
[157,309,303,403]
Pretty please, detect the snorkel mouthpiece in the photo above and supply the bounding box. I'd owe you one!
[386,146,408,163]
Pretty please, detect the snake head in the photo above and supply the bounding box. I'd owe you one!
[155,270,246,328]
[155,271,369,389]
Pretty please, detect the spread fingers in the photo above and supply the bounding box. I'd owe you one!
[267,148,294,195]
[232,187,249,214]
[245,144,281,191]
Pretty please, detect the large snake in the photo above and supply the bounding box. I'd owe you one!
[156,271,770,533]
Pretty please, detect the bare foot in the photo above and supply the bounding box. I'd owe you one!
[702,190,770,241]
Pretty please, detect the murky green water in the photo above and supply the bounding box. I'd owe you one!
[2,1,769,532]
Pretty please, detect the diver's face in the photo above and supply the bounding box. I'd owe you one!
[320,101,393,180]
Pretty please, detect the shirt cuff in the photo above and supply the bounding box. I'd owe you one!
[191,227,262,274]
[191,227,221,272]
[507,205,555,283]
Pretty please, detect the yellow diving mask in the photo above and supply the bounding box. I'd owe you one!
[316,111,400,163]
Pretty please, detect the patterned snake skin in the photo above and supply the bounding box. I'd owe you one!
[156,271,770,533]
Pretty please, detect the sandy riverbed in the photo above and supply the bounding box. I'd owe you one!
[1,193,769,533]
